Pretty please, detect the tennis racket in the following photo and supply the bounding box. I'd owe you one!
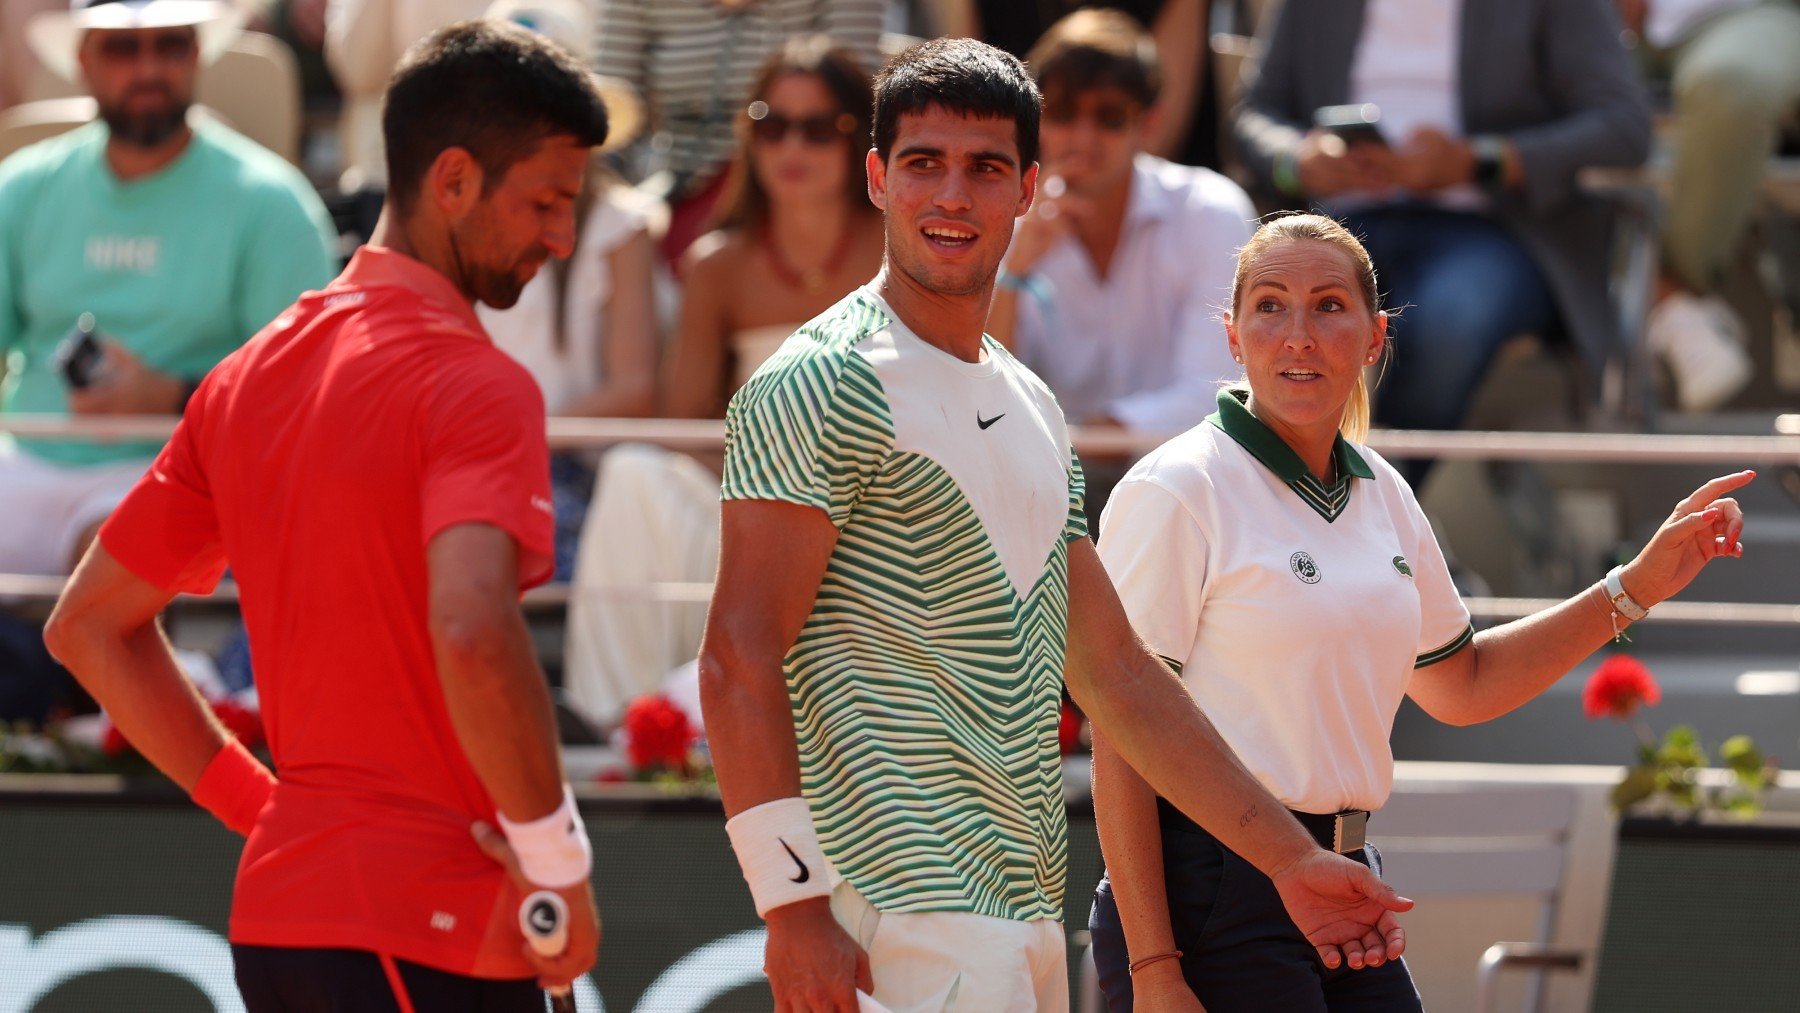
[519,890,577,1013]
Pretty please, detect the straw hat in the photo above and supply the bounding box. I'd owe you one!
[26,0,245,83]
[483,0,645,151]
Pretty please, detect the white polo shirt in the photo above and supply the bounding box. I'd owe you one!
[1098,390,1472,813]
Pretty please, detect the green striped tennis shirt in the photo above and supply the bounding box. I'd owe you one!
[721,287,1087,922]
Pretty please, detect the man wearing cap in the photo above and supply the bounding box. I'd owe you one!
[0,0,335,582]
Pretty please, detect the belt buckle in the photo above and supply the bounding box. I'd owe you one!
[1332,810,1368,854]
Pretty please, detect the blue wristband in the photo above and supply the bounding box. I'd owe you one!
[996,269,1054,313]
[996,268,1033,292]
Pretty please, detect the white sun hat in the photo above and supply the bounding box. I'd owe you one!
[26,0,246,84]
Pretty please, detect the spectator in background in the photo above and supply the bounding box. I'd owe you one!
[1,0,68,108]
[989,10,1253,443]
[595,0,884,269]
[324,0,494,230]
[935,0,1210,166]
[478,0,665,582]
[1,0,335,579]
[1234,0,1651,481]
[1621,0,1800,412]
[561,35,881,730]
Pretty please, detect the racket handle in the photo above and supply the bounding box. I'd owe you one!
[519,890,578,1012]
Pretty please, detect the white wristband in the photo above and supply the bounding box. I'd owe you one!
[496,785,592,889]
[725,796,832,917]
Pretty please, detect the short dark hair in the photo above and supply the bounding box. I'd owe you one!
[1027,8,1161,109]
[873,37,1040,168]
[382,20,608,211]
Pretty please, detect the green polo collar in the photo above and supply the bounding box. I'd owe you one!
[1207,389,1374,522]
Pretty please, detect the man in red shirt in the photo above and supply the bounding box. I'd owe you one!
[44,20,607,1010]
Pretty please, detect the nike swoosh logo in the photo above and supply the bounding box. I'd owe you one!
[977,412,1005,430]
[778,838,810,883]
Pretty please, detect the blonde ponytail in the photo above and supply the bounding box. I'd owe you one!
[1341,369,1371,443]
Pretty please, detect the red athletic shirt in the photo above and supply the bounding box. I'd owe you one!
[100,246,555,978]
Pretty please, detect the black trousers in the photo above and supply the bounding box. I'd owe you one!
[232,945,543,1013]
[1088,806,1424,1013]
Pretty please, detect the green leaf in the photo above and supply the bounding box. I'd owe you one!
[1659,725,1708,769]
[1612,767,1658,811]
[1721,793,1763,819]
[1720,735,1764,774]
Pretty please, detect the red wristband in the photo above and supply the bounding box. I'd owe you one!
[191,737,276,836]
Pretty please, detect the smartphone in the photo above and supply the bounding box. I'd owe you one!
[1313,104,1388,148]
[54,312,105,390]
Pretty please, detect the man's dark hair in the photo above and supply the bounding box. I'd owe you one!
[873,37,1040,167]
[382,20,608,211]
[1027,8,1161,109]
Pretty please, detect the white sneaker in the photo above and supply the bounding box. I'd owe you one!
[1646,291,1753,413]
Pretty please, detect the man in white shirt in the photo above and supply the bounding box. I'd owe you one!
[1233,0,1651,485]
[988,9,1255,447]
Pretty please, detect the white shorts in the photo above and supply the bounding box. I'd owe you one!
[0,438,151,576]
[830,878,1069,1013]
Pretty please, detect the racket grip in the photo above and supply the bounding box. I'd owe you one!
[520,890,577,1012]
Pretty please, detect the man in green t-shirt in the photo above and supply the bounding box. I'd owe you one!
[0,0,335,577]
[700,36,1414,1012]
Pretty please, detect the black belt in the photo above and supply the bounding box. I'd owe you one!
[1157,798,1370,855]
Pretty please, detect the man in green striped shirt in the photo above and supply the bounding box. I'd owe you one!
[699,37,1412,1013]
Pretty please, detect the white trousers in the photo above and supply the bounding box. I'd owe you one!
[562,444,721,728]
[0,439,150,576]
[830,878,1070,1013]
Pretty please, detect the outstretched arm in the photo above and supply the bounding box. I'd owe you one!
[1410,471,1751,725]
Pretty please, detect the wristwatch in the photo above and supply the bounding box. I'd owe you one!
[1472,135,1509,190]
[1604,565,1650,622]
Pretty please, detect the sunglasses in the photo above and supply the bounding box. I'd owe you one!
[93,31,197,63]
[747,102,857,145]
[1042,102,1139,133]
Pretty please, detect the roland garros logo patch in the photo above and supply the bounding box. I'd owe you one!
[1290,551,1321,584]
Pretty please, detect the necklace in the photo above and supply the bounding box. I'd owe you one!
[762,220,856,294]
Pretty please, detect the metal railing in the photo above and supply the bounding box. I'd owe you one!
[5,414,1797,625]
[7,413,1800,463]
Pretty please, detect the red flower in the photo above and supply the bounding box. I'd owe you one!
[211,699,265,751]
[1059,701,1084,756]
[623,694,697,771]
[99,697,263,758]
[1583,655,1661,721]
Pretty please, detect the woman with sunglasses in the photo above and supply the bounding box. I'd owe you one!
[561,36,881,730]
[663,34,882,421]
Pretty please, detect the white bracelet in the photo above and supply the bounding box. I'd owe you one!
[1604,565,1650,622]
[497,785,592,889]
[725,796,832,917]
